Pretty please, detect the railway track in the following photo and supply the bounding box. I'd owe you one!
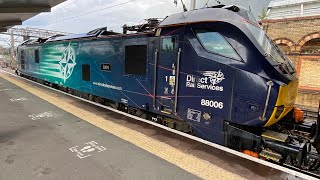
[1,68,319,180]
[283,164,320,179]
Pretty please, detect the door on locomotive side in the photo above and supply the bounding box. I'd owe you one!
[176,26,237,144]
[153,36,180,115]
[18,48,25,72]
[34,48,40,76]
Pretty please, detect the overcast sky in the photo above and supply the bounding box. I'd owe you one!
[0,0,271,47]
[21,0,195,33]
[19,0,271,34]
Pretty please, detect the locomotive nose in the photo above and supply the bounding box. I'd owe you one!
[264,80,299,127]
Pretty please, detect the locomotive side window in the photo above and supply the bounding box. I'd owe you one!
[195,30,240,60]
[20,50,25,69]
[125,45,147,75]
[161,37,176,51]
[21,50,25,60]
[82,64,91,81]
[35,49,40,63]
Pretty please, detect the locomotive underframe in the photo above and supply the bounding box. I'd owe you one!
[225,108,320,174]
[18,71,320,175]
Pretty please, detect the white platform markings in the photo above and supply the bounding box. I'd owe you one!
[9,97,27,102]
[69,141,106,159]
[0,88,11,91]
[28,111,60,120]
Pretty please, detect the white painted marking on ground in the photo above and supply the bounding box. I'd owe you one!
[9,97,27,102]
[28,111,60,120]
[0,69,317,180]
[69,141,106,159]
[0,88,11,92]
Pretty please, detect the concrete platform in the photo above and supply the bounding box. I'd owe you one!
[0,73,200,180]
[0,70,304,180]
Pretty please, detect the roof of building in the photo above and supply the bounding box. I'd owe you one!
[0,0,66,32]
[268,0,320,8]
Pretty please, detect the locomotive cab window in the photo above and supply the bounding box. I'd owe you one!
[195,29,240,60]
[125,45,147,75]
[35,49,40,63]
[161,37,176,51]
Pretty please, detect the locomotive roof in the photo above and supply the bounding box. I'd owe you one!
[46,33,97,42]
[45,26,120,42]
[159,5,258,27]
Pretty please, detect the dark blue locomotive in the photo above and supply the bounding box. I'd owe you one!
[16,5,320,172]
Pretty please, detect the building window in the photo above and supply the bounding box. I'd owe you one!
[278,44,291,54]
[125,45,147,75]
[82,64,90,81]
[301,38,320,54]
[35,49,40,63]
[195,29,240,60]
[161,37,176,51]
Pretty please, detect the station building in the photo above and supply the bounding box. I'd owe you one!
[261,0,320,111]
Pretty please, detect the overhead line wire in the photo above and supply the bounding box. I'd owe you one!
[50,0,82,16]
[43,0,138,27]
[59,0,82,10]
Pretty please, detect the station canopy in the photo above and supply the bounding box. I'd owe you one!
[0,0,66,32]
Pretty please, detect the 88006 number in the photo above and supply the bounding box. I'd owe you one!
[200,99,223,109]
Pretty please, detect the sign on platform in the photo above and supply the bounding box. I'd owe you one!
[69,141,106,159]
[28,111,60,120]
[9,97,27,102]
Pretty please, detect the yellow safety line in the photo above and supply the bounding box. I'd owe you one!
[0,73,245,180]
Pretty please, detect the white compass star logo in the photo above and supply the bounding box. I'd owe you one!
[200,70,225,85]
[59,43,76,83]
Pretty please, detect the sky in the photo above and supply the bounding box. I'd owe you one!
[19,0,272,34]
[20,0,193,33]
[0,0,271,47]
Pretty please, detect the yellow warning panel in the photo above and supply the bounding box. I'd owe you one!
[169,76,175,86]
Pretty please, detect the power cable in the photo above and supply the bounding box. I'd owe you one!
[60,0,82,9]
[42,0,138,28]
[203,0,210,8]
[180,0,188,12]
[50,0,82,16]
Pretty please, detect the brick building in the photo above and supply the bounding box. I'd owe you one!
[261,0,320,111]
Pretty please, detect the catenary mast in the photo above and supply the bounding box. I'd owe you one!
[190,0,196,10]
